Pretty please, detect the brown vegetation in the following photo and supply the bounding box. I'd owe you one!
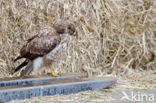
[0,0,155,79]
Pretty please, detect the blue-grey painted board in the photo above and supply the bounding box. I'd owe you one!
[0,74,85,87]
[0,77,116,102]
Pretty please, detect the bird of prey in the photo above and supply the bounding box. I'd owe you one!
[14,20,77,77]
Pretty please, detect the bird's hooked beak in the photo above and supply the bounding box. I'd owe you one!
[73,31,78,38]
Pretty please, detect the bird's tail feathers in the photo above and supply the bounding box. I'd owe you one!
[14,60,28,73]
[14,56,22,62]
[20,62,33,76]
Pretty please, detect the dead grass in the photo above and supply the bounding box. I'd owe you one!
[0,0,155,87]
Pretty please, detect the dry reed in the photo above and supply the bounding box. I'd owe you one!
[0,0,155,79]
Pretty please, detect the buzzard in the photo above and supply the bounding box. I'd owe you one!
[14,21,77,77]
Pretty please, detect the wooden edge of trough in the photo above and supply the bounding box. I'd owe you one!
[0,73,117,102]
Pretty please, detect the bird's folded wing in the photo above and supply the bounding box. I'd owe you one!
[20,34,61,60]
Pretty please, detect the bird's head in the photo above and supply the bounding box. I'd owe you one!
[54,20,77,38]
[66,23,77,37]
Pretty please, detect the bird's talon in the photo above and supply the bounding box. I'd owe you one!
[50,72,59,77]
[49,68,59,77]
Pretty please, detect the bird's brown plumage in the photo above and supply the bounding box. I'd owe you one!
[16,26,60,61]
[14,20,76,76]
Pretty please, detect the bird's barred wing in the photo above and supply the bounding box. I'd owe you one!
[20,28,61,60]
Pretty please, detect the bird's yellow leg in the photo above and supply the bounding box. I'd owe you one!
[49,68,59,77]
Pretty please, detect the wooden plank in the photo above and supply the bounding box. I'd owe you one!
[0,73,86,87]
[0,76,116,102]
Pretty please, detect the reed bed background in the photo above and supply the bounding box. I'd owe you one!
[0,0,155,87]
